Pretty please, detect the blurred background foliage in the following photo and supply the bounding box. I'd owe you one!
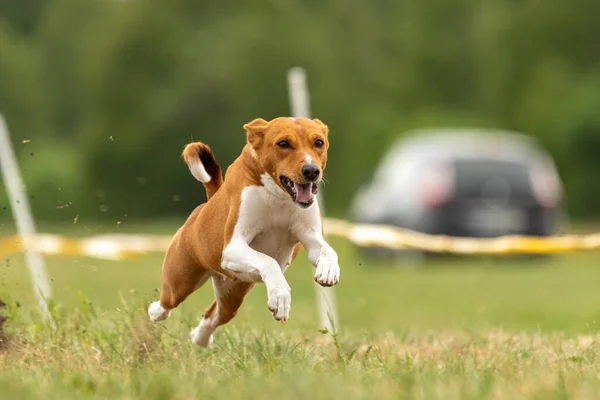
[0,0,599,222]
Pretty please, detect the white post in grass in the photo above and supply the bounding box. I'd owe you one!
[0,115,52,319]
[287,67,339,332]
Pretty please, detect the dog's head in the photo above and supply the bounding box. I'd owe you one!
[244,117,329,208]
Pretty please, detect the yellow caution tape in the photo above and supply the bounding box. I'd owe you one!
[0,233,172,260]
[1,218,599,260]
[324,218,600,254]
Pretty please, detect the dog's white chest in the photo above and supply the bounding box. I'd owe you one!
[234,177,312,271]
[250,228,296,271]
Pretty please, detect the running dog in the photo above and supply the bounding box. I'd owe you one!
[148,117,340,347]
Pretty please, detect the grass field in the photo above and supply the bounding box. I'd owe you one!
[1,220,600,399]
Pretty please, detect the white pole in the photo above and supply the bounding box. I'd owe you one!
[0,115,52,319]
[286,67,339,332]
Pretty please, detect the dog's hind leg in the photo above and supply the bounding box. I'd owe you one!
[148,243,211,322]
[190,275,254,347]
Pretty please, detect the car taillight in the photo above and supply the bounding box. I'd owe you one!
[530,161,562,208]
[422,164,454,208]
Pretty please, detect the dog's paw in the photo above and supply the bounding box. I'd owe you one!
[190,324,214,348]
[314,259,340,287]
[266,283,291,323]
[148,301,171,322]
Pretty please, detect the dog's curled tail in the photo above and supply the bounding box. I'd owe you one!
[182,142,223,200]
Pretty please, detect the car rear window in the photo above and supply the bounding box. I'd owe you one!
[452,159,533,199]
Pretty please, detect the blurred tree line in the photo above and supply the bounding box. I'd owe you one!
[1,0,600,223]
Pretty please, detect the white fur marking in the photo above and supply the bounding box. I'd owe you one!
[190,318,215,347]
[249,147,258,159]
[260,173,288,199]
[292,209,341,287]
[219,181,339,323]
[313,244,340,286]
[289,117,296,121]
[221,183,313,322]
[190,161,212,183]
[305,153,313,165]
[148,301,171,321]
[222,237,292,321]
[190,276,239,347]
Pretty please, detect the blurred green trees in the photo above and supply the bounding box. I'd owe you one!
[1,0,599,222]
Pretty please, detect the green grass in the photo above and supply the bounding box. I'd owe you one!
[1,220,600,399]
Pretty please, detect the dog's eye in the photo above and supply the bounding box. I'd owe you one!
[314,139,324,148]
[277,140,291,149]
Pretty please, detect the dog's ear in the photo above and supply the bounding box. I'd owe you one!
[312,118,329,136]
[243,118,269,148]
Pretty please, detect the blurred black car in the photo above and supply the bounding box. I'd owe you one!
[351,129,567,260]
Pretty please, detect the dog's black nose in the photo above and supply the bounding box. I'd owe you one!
[302,165,320,182]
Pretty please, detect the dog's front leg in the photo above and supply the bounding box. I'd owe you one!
[222,239,291,322]
[296,227,340,287]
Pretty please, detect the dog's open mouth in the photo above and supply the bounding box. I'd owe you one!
[280,176,318,208]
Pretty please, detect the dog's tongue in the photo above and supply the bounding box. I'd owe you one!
[294,183,313,203]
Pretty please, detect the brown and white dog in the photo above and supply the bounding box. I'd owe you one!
[148,117,340,347]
